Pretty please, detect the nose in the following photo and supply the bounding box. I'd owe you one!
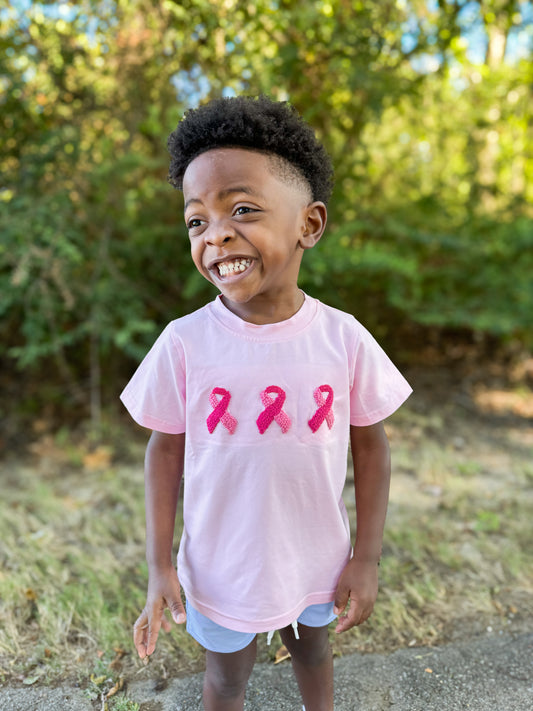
[205,218,235,246]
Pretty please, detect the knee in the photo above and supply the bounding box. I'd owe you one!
[205,669,248,700]
[204,648,255,702]
[281,625,331,668]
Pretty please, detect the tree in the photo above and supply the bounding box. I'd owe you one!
[1,0,531,426]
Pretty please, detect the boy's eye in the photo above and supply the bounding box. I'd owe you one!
[234,206,255,216]
[187,218,203,229]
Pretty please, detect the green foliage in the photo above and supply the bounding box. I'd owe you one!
[1,0,532,417]
[475,510,501,533]
[110,698,140,711]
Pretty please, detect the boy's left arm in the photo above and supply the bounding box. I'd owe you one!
[334,421,391,634]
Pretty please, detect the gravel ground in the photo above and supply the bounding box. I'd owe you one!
[1,630,532,710]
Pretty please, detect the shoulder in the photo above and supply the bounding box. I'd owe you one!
[164,301,214,341]
[313,298,369,341]
[315,299,356,325]
[312,298,394,367]
[140,303,214,367]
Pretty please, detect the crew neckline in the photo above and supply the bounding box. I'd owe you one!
[208,293,318,342]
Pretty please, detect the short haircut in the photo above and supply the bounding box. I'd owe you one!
[167,95,334,204]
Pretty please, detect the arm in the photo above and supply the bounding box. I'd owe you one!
[334,421,391,633]
[133,430,186,659]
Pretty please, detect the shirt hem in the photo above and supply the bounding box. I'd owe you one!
[186,592,337,634]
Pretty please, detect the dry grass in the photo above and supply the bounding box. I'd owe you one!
[337,394,533,654]
[1,379,532,694]
[0,435,202,689]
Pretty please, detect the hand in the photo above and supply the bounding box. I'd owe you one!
[133,565,186,659]
[334,558,379,634]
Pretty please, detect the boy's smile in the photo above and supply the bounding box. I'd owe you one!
[182,148,326,324]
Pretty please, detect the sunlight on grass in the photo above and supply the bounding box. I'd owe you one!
[1,409,532,685]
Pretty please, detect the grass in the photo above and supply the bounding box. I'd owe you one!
[1,396,532,692]
[334,403,533,654]
[0,434,203,689]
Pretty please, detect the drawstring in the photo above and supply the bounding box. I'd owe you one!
[292,620,300,639]
[266,620,300,646]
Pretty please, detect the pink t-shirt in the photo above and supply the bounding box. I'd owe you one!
[121,295,412,633]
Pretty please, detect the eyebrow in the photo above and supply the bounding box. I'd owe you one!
[184,186,265,210]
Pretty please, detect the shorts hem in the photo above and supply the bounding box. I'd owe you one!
[186,601,336,654]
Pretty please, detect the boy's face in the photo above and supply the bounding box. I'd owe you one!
[182,147,326,323]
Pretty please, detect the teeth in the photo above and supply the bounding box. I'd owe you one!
[217,258,252,276]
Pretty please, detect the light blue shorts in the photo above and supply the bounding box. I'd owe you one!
[186,601,337,654]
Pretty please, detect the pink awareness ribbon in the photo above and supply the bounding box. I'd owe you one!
[256,386,291,434]
[207,387,237,434]
[308,385,334,432]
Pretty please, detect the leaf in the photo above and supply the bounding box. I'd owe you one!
[106,678,124,698]
[90,673,107,685]
[274,645,291,664]
[23,675,41,685]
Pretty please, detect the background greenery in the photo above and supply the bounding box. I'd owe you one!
[1,3,532,701]
[1,0,532,427]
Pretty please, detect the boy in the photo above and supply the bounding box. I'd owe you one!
[121,95,411,711]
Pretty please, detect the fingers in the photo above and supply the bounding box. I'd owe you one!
[335,601,359,634]
[169,597,186,625]
[334,558,379,634]
[145,610,163,657]
[140,608,166,657]
[333,587,349,618]
[334,597,374,634]
[133,609,150,659]
[334,575,373,634]
[133,595,187,659]
[160,598,186,632]
[133,604,165,659]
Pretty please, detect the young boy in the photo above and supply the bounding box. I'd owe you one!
[121,95,412,711]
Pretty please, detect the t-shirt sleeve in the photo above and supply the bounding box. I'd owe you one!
[120,323,186,434]
[349,321,412,427]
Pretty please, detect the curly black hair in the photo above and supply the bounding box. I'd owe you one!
[167,95,334,204]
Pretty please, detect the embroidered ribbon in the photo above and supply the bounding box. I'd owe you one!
[256,386,291,434]
[308,385,334,432]
[207,388,237,434]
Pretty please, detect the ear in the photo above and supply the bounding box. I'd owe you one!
[299,202,327,250]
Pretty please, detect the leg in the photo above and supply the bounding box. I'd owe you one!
[279,623,334,711]
[203,637,257,711]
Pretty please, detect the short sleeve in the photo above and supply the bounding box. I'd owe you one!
[349,322,412,427]
[120,323,186,434]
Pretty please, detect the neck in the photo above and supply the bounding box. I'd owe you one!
[220,290,305,325]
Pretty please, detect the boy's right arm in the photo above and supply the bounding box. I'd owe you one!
[133,430,186,659]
